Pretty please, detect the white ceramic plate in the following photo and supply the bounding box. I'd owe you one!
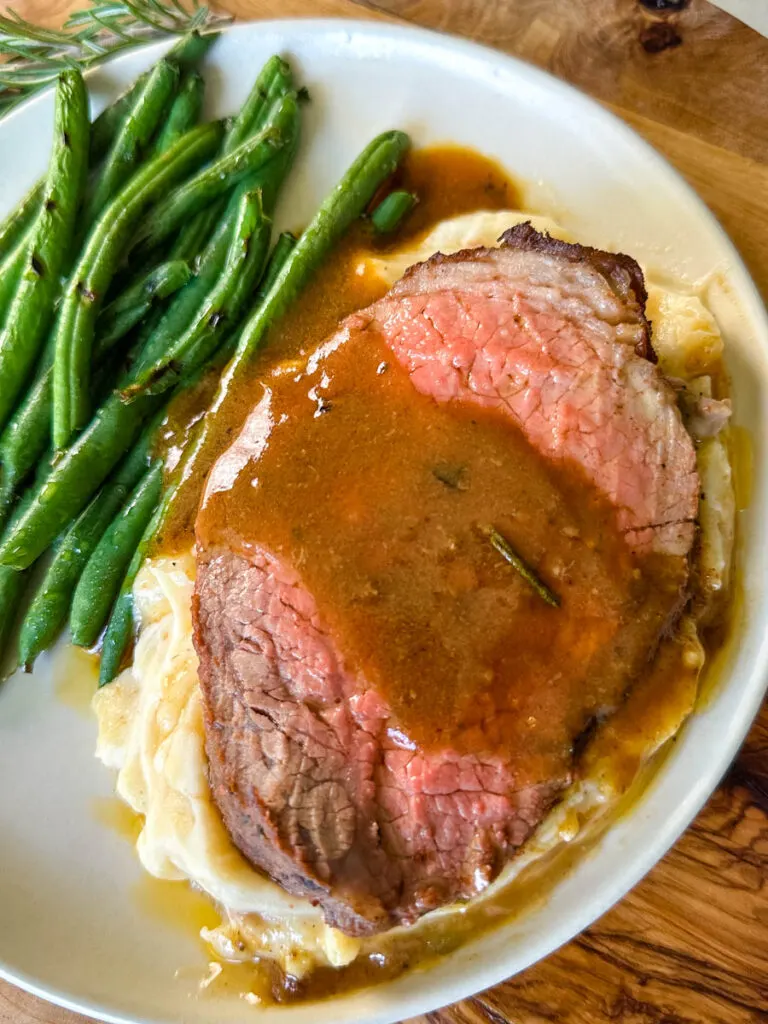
[0,18,766,1024]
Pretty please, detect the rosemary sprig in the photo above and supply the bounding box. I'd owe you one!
[486,525,561,608]
[0,0,231,117]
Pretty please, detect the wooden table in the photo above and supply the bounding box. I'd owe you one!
[1,1,767,1022]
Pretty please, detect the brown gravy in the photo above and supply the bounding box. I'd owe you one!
[197,327,682,771]
[386,144,519,240]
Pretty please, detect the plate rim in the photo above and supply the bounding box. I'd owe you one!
[1,15,767,1024]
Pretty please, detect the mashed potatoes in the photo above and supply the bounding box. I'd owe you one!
[93,209,734,979]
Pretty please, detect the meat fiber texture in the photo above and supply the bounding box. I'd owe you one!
[193,225,700,936]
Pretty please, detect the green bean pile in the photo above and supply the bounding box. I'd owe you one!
[0,31,411,686]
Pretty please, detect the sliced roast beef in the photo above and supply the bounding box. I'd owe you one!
[377,223,697,557]
[193,226,699,936]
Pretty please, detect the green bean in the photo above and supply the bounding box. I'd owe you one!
[0,104,301,571]
[0,281,246,569]
[0,70,90,436]
[150,196,275,373]
[70,460,163,649]
[16,425,157,667]
[151,70,205,158]
[235,130,410,366]
[96,260,192,352]
[98,502,161,686]
[257,232,296,300]
[105,72,203,299]
[225,207,277,326]
[0,338,54,506]
[128,218,239,379]
[156,131,410,545]
[165,30,218,73]
[164,54,293,269]
[0,182,41,263]
[94,320,236,685]
[126,95,299,386]
[0,485,12,533]
[89,31,217,163]
[99,259,193,343]
[0,485,37,670]
[124,188,271,398]
[0,344,124,526]
[0,260,188,505]
[0,71,161,280]
[78,317,242,683]
[168,202,222,265]
[0,564,27,670]
[123,146,294,389]
[371,190,417,234]
[132,93,295,256]
[238,124,298,222]
[225,55,293,154]
[0,384,163,571]
[90,79,144,166]
[83,60,180,230]
[97,328,243,688]
[96,323,249,688]
[0,186,261,572]
[76,39,212,308]
[0,230,31,329]
[51,120,223,450]
[0,35,214,270]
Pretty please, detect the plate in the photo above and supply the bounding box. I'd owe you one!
[0,18,766,1024]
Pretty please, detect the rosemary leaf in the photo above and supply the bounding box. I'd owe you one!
[486,526,560,608]
[432,462,468,491]
[0,0,230,117]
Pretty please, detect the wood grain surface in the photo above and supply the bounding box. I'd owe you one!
[1,1,767,1023]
